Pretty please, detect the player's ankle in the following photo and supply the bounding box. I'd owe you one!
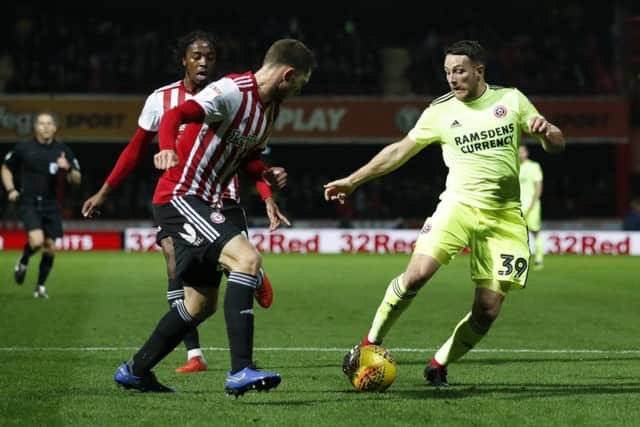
[361,334,380,346]
[429,357,444,369]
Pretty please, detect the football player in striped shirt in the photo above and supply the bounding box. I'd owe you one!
[326,40,564,387]
[82,31,286,376]
[114,38,315,395]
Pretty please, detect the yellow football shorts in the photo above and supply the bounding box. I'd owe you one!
[524,202,541,233]
[414,199,530,293]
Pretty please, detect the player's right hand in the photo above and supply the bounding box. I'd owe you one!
[154,150,179,170]
[81,192,105,218]
[323,178,354,204]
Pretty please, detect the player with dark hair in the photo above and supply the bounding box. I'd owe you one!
[82,30,288,375]
[326,40,565,386]
[2,111,82,298]
[114,38,315,396]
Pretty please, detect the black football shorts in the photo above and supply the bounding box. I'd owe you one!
[153,195,242,287]
[20,197,63,239]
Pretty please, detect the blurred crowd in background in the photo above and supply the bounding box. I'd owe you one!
[0,1,637,226]
[0,2,625,96]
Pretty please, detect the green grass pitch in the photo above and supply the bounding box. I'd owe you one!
[1,251,638,426]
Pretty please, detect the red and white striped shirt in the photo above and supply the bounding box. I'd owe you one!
[153,72,278,206]
[141,81,241,203]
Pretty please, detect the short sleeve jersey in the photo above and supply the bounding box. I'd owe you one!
[3,139,80,199]
[408,85,541,209]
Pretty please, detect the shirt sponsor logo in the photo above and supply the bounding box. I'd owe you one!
[227,129,259,149]
[454,124,516,154]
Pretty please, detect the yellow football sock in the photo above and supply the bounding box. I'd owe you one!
[367,274,416,344]
[434,312,488,365]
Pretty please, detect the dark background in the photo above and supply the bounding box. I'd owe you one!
[0,1,637,225]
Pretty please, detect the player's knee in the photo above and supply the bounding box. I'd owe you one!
[186,299,215,322]
[235,250,262,276]
[42,240,55,254]
[201,300,217,318]
[30,239,44,251]
[472,300,501,326]
[403,266,436,291]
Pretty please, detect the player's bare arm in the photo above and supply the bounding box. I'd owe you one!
[324,135,422,203]
[529,117,565,153]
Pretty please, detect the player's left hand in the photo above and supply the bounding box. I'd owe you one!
[265,197,291,231]
[263,167,287,189]
[154,150,179,170]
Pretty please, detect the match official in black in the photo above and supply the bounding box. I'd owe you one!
[2,111,81,298]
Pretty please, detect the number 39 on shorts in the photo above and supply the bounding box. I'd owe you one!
[498,253,528,278]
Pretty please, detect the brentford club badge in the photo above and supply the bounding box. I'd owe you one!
[493,105,507,118]
[210,212,225,224]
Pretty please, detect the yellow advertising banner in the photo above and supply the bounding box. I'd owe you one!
[0,95,629,143]
[0,96,142,142]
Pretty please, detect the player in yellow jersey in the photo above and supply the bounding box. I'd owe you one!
[519,145,544,270]
[325,40,565,386]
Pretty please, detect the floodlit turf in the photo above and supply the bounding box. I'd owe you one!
[0,251,638,426]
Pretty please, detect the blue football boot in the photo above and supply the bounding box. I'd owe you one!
[114,362,174,393]
[224,365,281,397]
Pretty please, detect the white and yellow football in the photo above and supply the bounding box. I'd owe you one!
[344,344,397,392]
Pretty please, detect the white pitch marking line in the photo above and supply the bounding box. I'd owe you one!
[0,347,638,354]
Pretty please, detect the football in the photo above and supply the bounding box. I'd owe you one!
[344,344,397,392]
